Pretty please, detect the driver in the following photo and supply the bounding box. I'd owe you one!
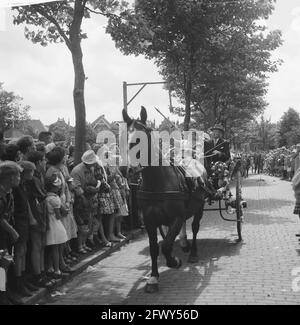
[204,124,231,177]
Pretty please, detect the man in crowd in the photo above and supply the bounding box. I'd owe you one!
[0,162,22,305]
[38,131,53,146]
[71,150,101,253]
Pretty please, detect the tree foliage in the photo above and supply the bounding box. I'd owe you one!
[86,122,97,144]
[278,108,300,147]
[0,82,31,132]
[13,0,126,164]
[106,0,282,130]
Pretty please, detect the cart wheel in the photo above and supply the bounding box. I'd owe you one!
[236,169,243,242]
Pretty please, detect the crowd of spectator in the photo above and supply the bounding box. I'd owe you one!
[0,131,142,305]
[232,144,300,182]
[2,129,300,305]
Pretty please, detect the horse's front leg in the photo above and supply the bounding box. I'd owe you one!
[188,202,205,263]
[179,221,191,252]
[145,224,159,293]
[162,217,184,269]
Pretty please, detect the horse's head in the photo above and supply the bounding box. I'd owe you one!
[122,106,152,168]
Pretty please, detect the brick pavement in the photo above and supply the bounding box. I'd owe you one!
[42,173,300,305]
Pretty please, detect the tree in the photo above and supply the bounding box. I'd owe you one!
[278,108,300,147]
[106,0,282,131]
[13,0,126,164]
[0,82,31,131]
[48,117,72,143]
[231,117,279,151]
[86,122,97,145]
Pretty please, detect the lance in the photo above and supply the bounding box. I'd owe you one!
[154,107,177,129]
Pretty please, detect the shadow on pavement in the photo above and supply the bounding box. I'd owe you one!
[239,177,273,188]
[121,238,243,305]
[198,197,295,234]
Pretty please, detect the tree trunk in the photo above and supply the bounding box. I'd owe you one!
[70,0,86,165]
[183,77,192,131]
[71,47,86,165]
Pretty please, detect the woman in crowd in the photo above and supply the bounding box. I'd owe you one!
[26,151,54,288]
[12,161,37,297]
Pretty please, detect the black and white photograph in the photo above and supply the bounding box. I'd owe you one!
[0,0,300,308]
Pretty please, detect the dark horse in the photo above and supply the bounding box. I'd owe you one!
[123,106,207,293]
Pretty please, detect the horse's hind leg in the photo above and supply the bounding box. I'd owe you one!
[145,225,159,293]
[188,202,204,263]
[179,222,191,252]
[162,217,184,269]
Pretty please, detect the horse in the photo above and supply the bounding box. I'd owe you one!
[122,106,208,293]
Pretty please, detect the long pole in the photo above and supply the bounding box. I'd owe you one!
[123,81,128,112]
[154,107,176,129]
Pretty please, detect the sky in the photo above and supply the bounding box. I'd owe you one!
[0,0,299,127]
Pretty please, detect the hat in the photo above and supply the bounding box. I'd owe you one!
[45,143,56,153]
[18,161,36,172]
[211,124,225,133]
[81,150,98,165]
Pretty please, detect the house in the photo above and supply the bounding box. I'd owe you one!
[22,120,47,136]
[4,119,47,141]
[91,115,113,134]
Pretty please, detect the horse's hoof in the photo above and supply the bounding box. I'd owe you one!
[188,255,199,263]
[145,283,159,293]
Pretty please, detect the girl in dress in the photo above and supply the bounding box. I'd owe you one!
[45,175,68,279]
[106,156,123,242]
[46,147,77,271]
[115,167,130,239]
[94,159,114,247]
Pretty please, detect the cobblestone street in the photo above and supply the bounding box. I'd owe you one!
[43,174,300,305]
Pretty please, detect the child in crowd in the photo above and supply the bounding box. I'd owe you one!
[45,175,68,279]
[94,159,114,247]
[46,147,76,273]
[106,163,123,242]
[115,167,130,239]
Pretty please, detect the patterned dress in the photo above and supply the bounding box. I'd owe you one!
[46,165,77,240]
[115,174,129,217]
[94,163,114,215]
[107,166,123,212]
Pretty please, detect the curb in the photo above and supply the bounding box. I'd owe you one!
[22,228,145,305]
